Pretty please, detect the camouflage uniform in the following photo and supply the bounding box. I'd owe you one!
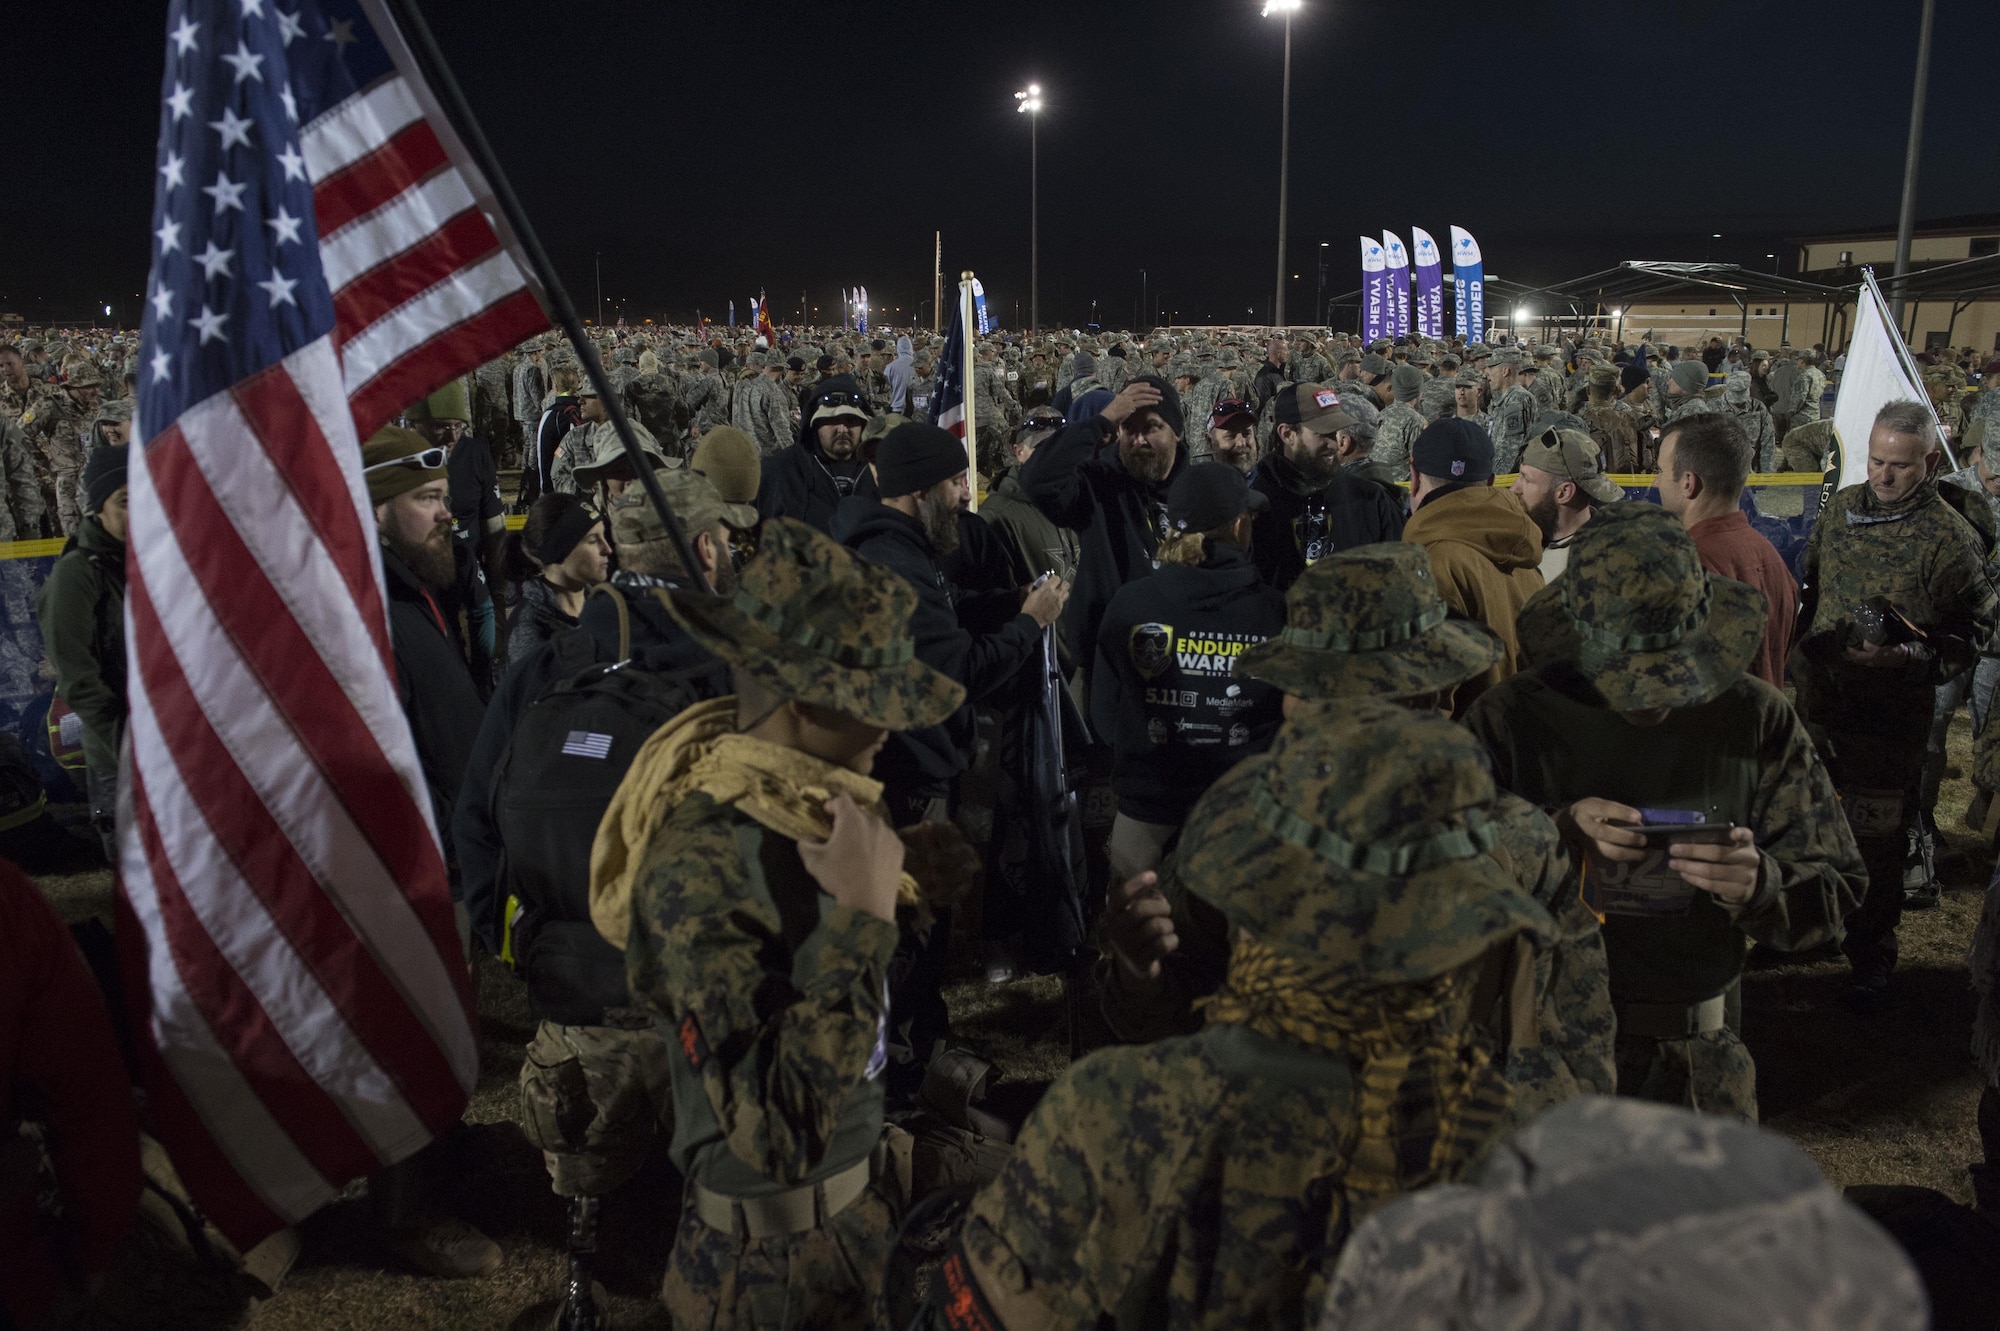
[1721,372,1779,472]
[1792,473,1997,990]
[18,370,95,535]
[1418,369,1457,423]
[1371,400,1425,479]
[1484,357,1538,475]
[1319,1096,1930,1331]
[1795,357,1827,427]
[732,358,793,456]
[930,702,1555,1331]
[1466,505,1865,1120]
[518,1009,675,1197]
[684,359,731,437]
[618,520,965,1331]
[1777,418,1837,474]
[1178,358,1227,464]
[0,415,48,540]
[1579,382,1645,472]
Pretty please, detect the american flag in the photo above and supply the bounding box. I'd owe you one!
[128,0,546,1248]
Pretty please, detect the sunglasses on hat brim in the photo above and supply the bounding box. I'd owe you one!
[363,446,449,475]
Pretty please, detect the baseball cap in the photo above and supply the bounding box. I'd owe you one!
[1276,383,1358,435]
[1519,428,1622,503]
[1412,418,1495,482]
[1167,462,1269,533]
[607,468,756,546]
[1209,396,1257,431]
[1358,353,1391,378]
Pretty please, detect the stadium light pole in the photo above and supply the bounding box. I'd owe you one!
[1016,84,1043,333]
[1265,0,1301,327]
[1891,0,1936,328]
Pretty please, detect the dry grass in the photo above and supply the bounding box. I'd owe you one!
[33,710,1993,1327]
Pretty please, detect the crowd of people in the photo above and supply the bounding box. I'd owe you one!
[7,317,2000,1329]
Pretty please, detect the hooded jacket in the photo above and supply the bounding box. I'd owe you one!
[1091,545,1286,823]
[453,572,730,954]
[1247,447,1407,592]
[835,499,1042,799]
[885,335,915,413]
[1019,413,1187,698]
[37,515,125,778]
[1402,485,1545,712]
[755,374,879,534]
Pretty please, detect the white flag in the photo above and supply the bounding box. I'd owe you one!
[1831,272,1946,489]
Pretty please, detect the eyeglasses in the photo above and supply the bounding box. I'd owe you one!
[363,446,448,475]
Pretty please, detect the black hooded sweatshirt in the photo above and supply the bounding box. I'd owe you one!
[1019,414,1186,700]
[1090,544,1286,823]
[835,498,1042,800]
[754,373,879,535]
[1247,446,1407,592]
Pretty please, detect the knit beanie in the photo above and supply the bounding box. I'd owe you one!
[83,445,129,515]
[362,426,446,505]
[875,421,971,497]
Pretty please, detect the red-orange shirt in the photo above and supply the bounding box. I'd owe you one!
[1689,509,1798,690]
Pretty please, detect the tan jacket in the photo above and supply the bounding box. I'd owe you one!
[1403,485,1545,713]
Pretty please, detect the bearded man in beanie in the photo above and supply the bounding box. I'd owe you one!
[37,446,128,857]
[1464,504,1863,1120]
[354,426,503,1277]
[920,703,1556,1330]
[597,520,968,1330]
[406,378,505,582]
[1020,377,1189,699]
[757,374,877,536]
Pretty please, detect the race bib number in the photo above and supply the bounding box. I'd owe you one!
[1584,848,1700,918]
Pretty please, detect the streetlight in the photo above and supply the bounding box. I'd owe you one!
[1316,241,1328,330]
[1015,83,1043,333]
[1264,0,1301,326]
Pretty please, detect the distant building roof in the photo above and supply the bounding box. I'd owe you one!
[1789,214,2000,246]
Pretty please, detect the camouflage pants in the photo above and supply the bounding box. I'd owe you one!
[1819,725,1929,971]
[518,1010,673,1197]
[1614,1027,1757,1121]
[662,1184,896,1331]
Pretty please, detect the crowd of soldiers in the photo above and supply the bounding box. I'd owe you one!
[10,314,2000,1331]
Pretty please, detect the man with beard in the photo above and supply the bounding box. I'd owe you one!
[1205,397,1260,474]
[756,374,876,535]
[1021,377,1189,701]
[1512,428,1622,582]
[839,421,1067,823]
[1248,384,1405,593]
[359,427,503,1279]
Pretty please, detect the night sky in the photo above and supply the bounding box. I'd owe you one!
[10,0,1997,330]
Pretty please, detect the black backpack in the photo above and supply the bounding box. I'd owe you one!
[489,585,709,1024]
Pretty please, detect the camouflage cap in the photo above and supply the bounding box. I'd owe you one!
[1408,347,1433,367]
[1453,368,1483,389]
[571,419,667,485]
[1436,353,1461,372]
[663,518,964,732]
[1487,347,1524,369]
[1235,543,1503,701]
[607,468,756,547]
[61,359,104,389]
[1320,1096,1928,1331]
[1723,369,1753,405]
[1586,363,1620,388]
[1217,347,1241,368]
[91,397,136,427]
[1515,503,1764,710]
[1176,699,1554,981]
[1519,428,1622,503]
[1335,348,1361,366]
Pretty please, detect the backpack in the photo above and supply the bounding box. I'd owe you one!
[488,585,710,1024]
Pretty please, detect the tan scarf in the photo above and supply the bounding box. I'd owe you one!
[1200,932,1512,1216]
[589,696,919,949]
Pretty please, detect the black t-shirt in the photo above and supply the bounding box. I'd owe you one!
[447,435,503,548]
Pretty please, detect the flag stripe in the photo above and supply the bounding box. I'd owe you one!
[139,428,476,1100]
[346,285,545,432]
[299,73,422,183]
[229,361,391,666]
[331,207,499,345]
[320,168,475,293]
[127,557,466,1139]
[120,720,381,1186]
[312,117,448,239]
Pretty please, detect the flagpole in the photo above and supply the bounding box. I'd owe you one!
[374,0,709,592]
[961,271,979,514]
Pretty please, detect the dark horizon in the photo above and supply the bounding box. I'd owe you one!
[8,0,1996,331]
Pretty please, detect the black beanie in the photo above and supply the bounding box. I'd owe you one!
[1126,374,1185,440]
[1619,362,1651,393]
[876,421,971,496]
[83,445,128,516]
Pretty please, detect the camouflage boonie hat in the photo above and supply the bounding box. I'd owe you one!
[1217,347,1241,368]
[1176,700,1553,982]
[607,468,755,546]
[572,419,667,485]
[1235,543,1503,700]
[91,397,136,428]
[1321,1095,1928,1331]
[62,360,104,389]
[663,518,963,732]
[1515,503,1763,711]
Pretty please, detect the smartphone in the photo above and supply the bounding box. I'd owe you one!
[1628,822,1737,847]
[1030,571,1053,590]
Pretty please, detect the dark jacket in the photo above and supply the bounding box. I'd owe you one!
[1091,545,1285,823]
[1248,447,1407,592]
[979,464,1081,589]
[452,572,729,953]
[36,516,125,778]
[383,545,488,876]
[943,508,1025,634]
[755,440,877,535]
[1019,414,1186,698]
[503,576,577,668]
[836,499,1041,799]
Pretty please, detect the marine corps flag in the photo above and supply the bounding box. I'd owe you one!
[756,288,776,344]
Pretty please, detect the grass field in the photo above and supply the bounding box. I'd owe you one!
[33,712,1993,1330]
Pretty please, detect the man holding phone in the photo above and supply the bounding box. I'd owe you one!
[1464,504,1864,1121]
